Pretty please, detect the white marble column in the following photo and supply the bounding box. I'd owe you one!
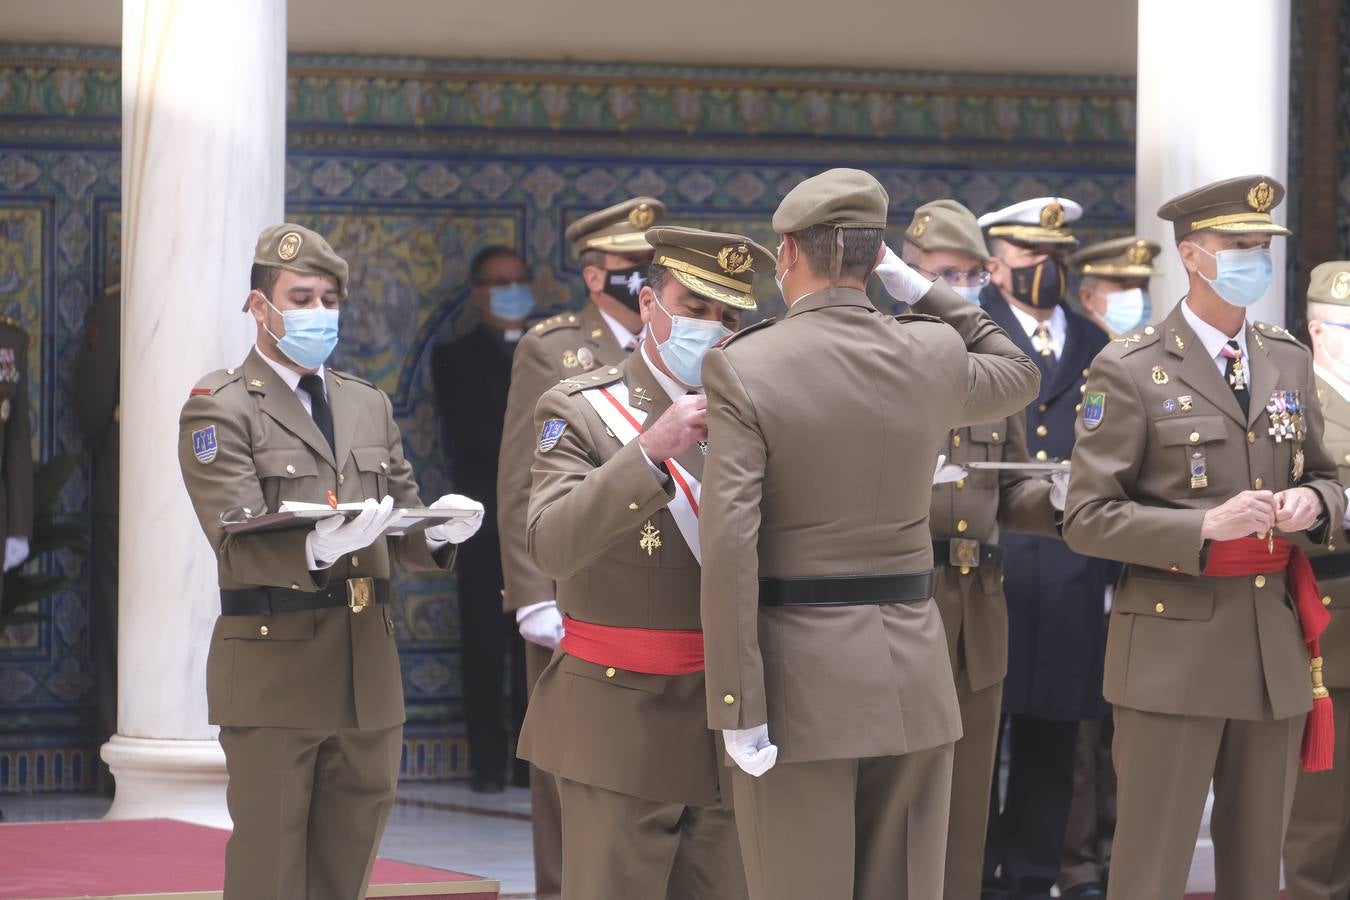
[102,0,286,828]
[1136,0,1292,327]
[1135,2,1291,889]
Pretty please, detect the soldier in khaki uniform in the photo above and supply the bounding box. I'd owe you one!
[0,316,32,595]
[699,168,1042,900]
[1070,236,1161,339]
[1064,176,1346,900]
[1283,259,1350,900]
[178,224,483,900]
[518,226,770,900]
[889,199,1058,900]
[495,197,664,898]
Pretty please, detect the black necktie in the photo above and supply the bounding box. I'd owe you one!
[1221,339,1249,418]
[299,373,335,452]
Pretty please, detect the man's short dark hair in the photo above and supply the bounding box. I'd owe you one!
[250,263,282,297]
[578,248,607,272]
[470,245,525,284]
[790,224,884,282]
[646,262,672,295]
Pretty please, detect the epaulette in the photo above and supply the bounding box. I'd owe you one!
[717,316,776,349]
[1253,321,1302,345]
[1110,324,1161,356]
[530,312,583,337]
[894,312,944,325]
[187,368,243,398]
[330,369,376,389]
[556,365,624,395]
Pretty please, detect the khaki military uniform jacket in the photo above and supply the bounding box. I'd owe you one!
[0,320,32,556]
[178,348,453,731]
[699,280,1042,763]
[1063,305,1345,721]
[498,303,627,612]
[517,352,723,806]
[931,413,1056,690]
[1311,374,1350,689]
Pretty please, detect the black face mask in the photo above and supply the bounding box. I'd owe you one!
[601,265,649,314]
[1007,256,1067,309]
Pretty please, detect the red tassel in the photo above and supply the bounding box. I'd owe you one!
[1302,694,1335,773]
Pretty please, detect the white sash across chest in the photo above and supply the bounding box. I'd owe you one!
[580,382,703,563]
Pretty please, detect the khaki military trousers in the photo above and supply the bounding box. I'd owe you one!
[731,743,954,900]
[1284,687,1350,900]
[1059,713,1115,890]
[525,640,563,900]
[218,723,402,900]
[556,776,746,900]
[1106,706,1300,900]
[945,673,1003,900]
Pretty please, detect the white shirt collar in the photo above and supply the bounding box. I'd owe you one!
[598,307,642,351]
[1179,298,1249,375]
[1008,303,1067,358]
[1315,363,1350,403]
[639,343,688,402]
[255,345,326,398]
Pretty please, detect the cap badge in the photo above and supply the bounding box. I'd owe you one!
[908,213,931,238]
[1126,240,1151,266]
[628,203,655,230]
[277,231,303,261]
[717,243,754,276]
[1040,201,1065,230]
[1247,180,1275,213]
[1332,271,1350,301]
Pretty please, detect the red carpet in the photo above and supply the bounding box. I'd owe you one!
[0,818,499,899]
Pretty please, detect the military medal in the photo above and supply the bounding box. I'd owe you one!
[1178,394,1194,412]
[1267,391,1290,443]
[698,440,709,456]
[1292,447,1305,483]
[0,398,10,423]
[562,350,579,369]
[639,520,662,556]
[577,347,595,370]
[1151,366,1169,385]
[1189,450,1208,490]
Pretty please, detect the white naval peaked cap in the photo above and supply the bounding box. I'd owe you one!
[978,196,1083,246]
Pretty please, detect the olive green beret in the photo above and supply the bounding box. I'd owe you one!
[646,226,774,311]
[773,168,889,234]
[1156,174,1291,241]
[1068,236,1161,278]
[1308,260,1350,306]
[247,223,349,309]
[904,199,988,260]
[565,197,666,255]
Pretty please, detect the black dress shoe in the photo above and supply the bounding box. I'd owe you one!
[469,774,506,794]
[1060,884,1107,900]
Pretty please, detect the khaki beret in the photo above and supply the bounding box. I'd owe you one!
[1068,236,1161,279]
[1156,174,1291,241]
[978,197,1082,247]
[1308,260,1350,307]
[904,199,988,260]
[646,226,774,312]
[773,168,889,234]
[247,224,349,309]
[565,197,666,255]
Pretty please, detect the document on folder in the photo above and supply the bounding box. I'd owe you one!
[219,500,478,536]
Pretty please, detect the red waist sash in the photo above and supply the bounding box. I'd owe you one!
[561,615,705,676]
[1202,536,1333,772]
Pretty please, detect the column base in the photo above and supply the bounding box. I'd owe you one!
[101,734,230,829]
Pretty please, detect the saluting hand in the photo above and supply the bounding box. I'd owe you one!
[1274,486,1322,534]
[638,394,707,462]
[1200,490,1276,542]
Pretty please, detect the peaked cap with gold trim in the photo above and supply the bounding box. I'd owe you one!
[978,196,1082,247]
[646,226,773,311]
[1308,260,1350,307]
[1068,236,1161,278]
[1156,175,1291,241]
[565,197,667,255]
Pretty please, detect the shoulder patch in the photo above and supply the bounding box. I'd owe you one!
[718,316,777,349]
[1082,391,1107,430]
[557,365,624,395]
[189,368,243,398]
[531,312,582,338]
[893,312,944,325]
[191,424,219,463]
[538,418,567,452]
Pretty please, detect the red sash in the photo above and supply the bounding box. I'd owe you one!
[560,616,705,676]
[1202,536,1334,772]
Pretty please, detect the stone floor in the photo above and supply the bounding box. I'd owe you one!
[0,782,539,899]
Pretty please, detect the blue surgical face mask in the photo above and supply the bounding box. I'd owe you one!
[953,284,983,305]
[1102,287,1150,335]
[488,283,535,321]
[263,297,340,370]
[654,296,732,388]
[1318,322,1350,384]
[1194,244,1273,307]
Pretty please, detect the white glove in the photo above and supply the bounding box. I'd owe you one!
[3,536,29,572]
[723,724,779,777]
[932,453,968,486]
[1342,486,1350,529]
[424,493,485,546]
[305,496,403,570]
[517,601,565,649]
[1050,470,1069,512]
[875,244,934,307]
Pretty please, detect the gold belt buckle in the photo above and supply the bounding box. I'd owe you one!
[347,577,375,613]
[949,538,981,570]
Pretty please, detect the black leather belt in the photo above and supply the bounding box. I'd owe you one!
[933,538,1004,570]
[758,571,934,608]
[221,578,390,616]
[1311,555,1350,583]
